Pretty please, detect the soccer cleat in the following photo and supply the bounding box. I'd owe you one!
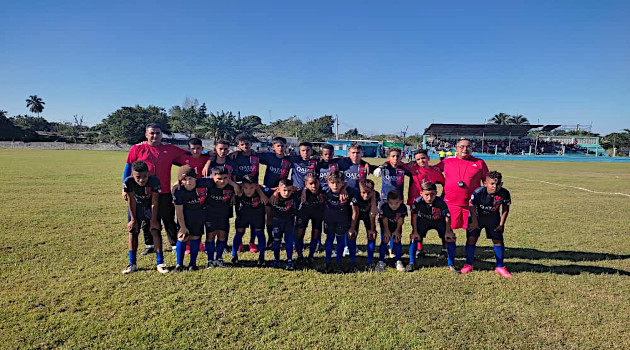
[230,255,240,266]
[331,250,337,258]
[249,243,259,253]
[171,245,177,252]
[156,263,170,274]
[215,260,226,268]
[270,261,280,268]
[305,257,314,266]
[188,265,199,272]
[323,262,334,274]
[355,247,365,255]
[256,259,266,268]
[438,249,448,258]
[316,243,325,253]
[395,260,405,272]
[375,261,386,272]
[404,263,414,273]
[238,244,244,252]
[285,261,294,271]
[495,267,512,278]
[447,266,461,274]
[460,264,474,274]
[415,249,425,258]
[122,264,138,274]
[174,265,185,273]
[140,247,154,255]
[343,246,350,257]
[207,261,215,269]
[295,256,305,266]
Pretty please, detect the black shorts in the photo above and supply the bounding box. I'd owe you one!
[183,209,206,236]
[416,218,446,239]
[354,213,373,232]
[205,212,231,233]
[272,217,295,238]
[296,207,324,231]
[324,218,349,236]
[235,210,265,230]
[466,217,503,241]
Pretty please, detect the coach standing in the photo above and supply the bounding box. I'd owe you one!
[434,139,488,272]
[122,123,186,254]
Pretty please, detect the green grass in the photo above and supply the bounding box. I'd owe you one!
[0,150,629,349]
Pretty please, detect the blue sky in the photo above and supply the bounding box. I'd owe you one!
[1,0,628,135]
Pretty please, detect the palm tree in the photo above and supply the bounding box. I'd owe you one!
[0,110,7,118]
[508,114,530,125]
[26,95,45,117]
[204,111,236,141]
[490,113,510,125]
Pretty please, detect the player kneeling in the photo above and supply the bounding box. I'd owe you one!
[462,171,512,278]
[122,161,168,274]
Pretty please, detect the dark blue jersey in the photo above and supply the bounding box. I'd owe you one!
[233,152,260,182]
[209,159,236,180]
[336,158,376,191]
[236,191,265,217]
[470,187,511,219]
[316,159,340,191]
[172,178,214,211]
[379,203,408,232]
[123,176,161,206]
[287,155,319,190]
[205,182,236,218]
[259,152,292,188]
[300,188,325,210]
[351,191,381,216]
[268,193,299,219]
[410,196,450,223]
[379,162,413,202]
[323,187,352,221]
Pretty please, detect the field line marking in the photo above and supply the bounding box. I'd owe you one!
[505,175,630,198]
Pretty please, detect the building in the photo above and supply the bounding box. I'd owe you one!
[326,139,382,157]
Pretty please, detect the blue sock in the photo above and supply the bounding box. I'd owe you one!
[176,240,185,266]
[295,236,304,258]
[394,241,402,261]
[308,237,317,258]
[129,250,136,265]
[206,241,215,262]
[348,238,357,265]
[494,244,505,268]
[367,239,376,265]
[325,234,334,263]
[409,241,416,264]
[156,251,164,265]
[379,241,388,262]
[285,232,294,261]
[189,239,200,266]
[255,229,266,261]
[249,229,256,244]
[232,231,245,256]
[446,241,456,266]
[273,238,281,262]
[216,240,226,261]
[465,244,476,265]
[389,236,394,251]
[335,235,344,263]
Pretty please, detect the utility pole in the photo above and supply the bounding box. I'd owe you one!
[401,125,408,150]
[335,114,339,140]
[268,109,272,124]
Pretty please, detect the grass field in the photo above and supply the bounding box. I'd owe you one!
[0,149,629,349]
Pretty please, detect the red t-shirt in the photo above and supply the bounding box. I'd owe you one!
[126,142,187,194]
[434,156,488,207]
[405,163,445,205]
[178,153,210,178]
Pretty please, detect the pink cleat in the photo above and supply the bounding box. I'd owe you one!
[495,266,512,278]
[249,243,259,253]
[238,244,244,253]
[460,264,474,274]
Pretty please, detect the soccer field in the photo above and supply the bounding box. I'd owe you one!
[0,149,629,349]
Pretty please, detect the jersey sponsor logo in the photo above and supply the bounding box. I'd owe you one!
[358,165,367,181]
[222,189,233,202]
[252,196,260,208]
[432,207,441,220]
[250,156,259,175]
[280,159,291,178]
[195,188,207,205]
[145,187,152,197]
[396,169,404,186]
[330,163,339,172]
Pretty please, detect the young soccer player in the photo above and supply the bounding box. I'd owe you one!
[268,179,299,270]
[204,166,239,268]
[350,179,380,269]
[409,182,457,273]
[172,165,214,272]
[315,143,339,191]
[122,161,168,274]
[462,171,512,277]
[287,142,319,191]
[376,191,408,272]
[178,138,210,178]
[296,173,325,265]
[322,171,353,273]
[232,174,268,267]
[374,148,413,205]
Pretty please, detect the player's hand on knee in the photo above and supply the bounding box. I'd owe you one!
[410,232,420,241]
[367,230,376,241]
[122,190,128,201]
[393,231,402,242]
[496,225,504,232]
[127,220,137,232]
[177,228,189,240]
[468,221,479,231]
[445,230,456,242]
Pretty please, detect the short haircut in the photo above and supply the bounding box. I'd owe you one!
[421,182,437,192]
[178,164,197,180]
[322,143,334,152]
[457,138,472,146]
[241,174,258,184]
[145,123,162,131]
[216,139,230,147]
[359,179,375,191]
[299,142,312,149]
[278,178,293,187]
[486,171,502,183]
[211,166,229,176]
[326,170,344,183]
[415,149,428,157]
[272,136,287,146]
[131,161,149,173]
[188,138,202,147]
[235,134,251,144]
[348,143,362,151]
[388,148,402,156]
[305,173,319,183]
[386,190,401,201]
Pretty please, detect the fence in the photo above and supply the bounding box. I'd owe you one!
[0,141,133,151]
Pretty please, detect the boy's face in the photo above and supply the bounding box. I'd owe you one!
[305,178,319,193]
[359,186,373,201]
[278,185,293,198]
[273,142,286,156]
[132,171,149,186]
[421,190,437,204]
[181,175,197,189]
[145,127,162,146]
[321,148,334,162]
[387,198,402,210]
[484,178,502,194]
[242,182,257,197]
[215,143,229,158]
[299,146,312,160]
[237,140,251,152]
[189,144,203,157]
[327,179,344,193]
[348,148,362,163]
[388,151,401,165]
[414,153,429,167]
[212,174,229,187]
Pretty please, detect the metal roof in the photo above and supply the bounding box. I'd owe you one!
[423,124,557,137]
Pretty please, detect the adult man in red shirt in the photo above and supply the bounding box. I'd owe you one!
[434,139,488,272]
[123,123,187,254]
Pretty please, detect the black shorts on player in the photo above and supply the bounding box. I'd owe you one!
[205,214,231,233]
[354,213,373,232]
[235,212,265,231]
[296,208,324,232]
[416,219,447,239]
[466,217,503,241]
